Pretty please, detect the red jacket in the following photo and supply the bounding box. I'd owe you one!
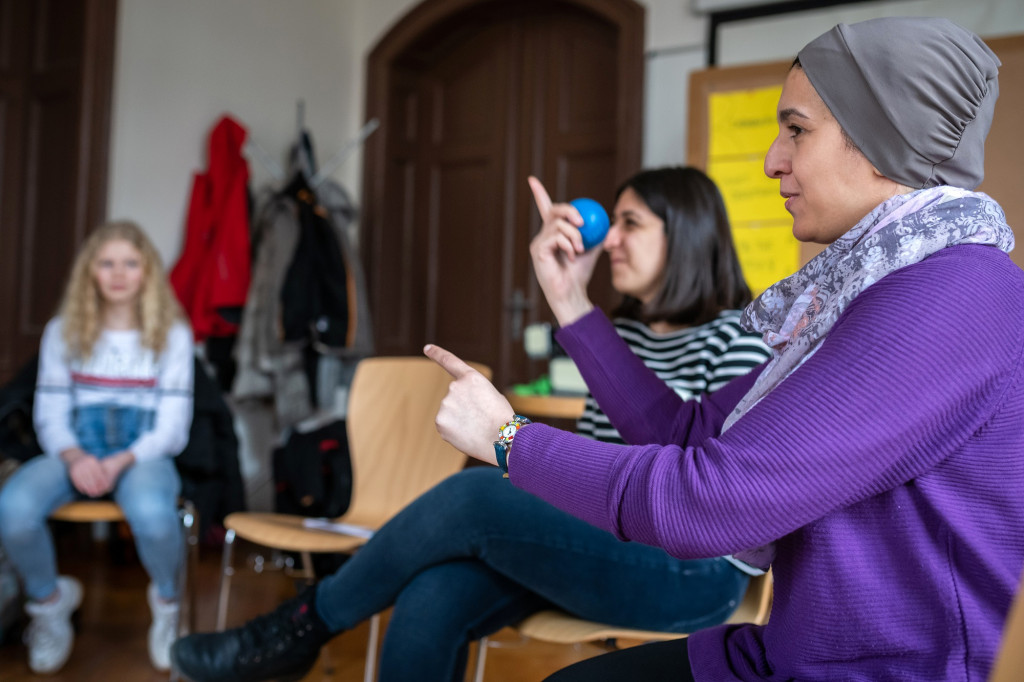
[171,115,251,340]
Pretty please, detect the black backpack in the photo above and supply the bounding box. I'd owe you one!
[0,357,43,463]
[272,419,352,519]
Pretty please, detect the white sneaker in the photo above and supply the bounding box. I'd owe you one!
[147,583,179,671]
[23,575,83,674]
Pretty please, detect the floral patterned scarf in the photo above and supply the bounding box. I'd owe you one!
[725,186,1014,570]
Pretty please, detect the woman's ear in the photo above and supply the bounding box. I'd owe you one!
[869,163,914,194]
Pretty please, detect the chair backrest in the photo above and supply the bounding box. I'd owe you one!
[991,570,1024,681]
[341,356,491,529]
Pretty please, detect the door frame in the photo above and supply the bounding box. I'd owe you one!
[361,0,645,356]
[0,0,117,381]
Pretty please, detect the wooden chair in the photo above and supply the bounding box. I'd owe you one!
[991,569,1024,681]
[49,497,200,681]
[213,356,490,682]
[471,569,773,682]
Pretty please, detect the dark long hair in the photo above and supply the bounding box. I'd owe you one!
[611,166,752,326]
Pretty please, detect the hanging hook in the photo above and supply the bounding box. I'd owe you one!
[310,118,381,189]
[243,138,284,182]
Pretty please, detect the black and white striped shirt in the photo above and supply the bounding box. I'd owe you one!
[575,310,771,444]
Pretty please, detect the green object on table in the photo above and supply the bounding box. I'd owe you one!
[511,375,552,396]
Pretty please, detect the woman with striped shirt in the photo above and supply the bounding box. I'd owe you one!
[170,167,769,682]
[575,168,769,443]
[569,167,769,442]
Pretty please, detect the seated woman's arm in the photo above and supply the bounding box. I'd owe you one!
[126,322,195,462]
[555,308,766,447]
[512,251,1024,557]
[33,319,80,458]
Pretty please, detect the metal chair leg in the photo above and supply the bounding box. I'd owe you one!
[472,636,490,682]
[215,529,236,631]
[299,551,317,583]
[177,501,199,635]
[364,612,381,682]
[186,506,199,632]
[170,500,199,682]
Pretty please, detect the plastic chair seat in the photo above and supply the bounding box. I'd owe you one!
[223,512,372,554]
[50,500,125,523]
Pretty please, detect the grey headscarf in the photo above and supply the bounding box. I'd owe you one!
[798,17,1000,190]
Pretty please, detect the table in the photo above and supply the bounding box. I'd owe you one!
[504,392,586,420]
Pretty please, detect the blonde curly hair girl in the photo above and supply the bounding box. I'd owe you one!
[59,220,184,358]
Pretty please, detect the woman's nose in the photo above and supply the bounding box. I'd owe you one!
[603,223,622,249]
[764,135,789,179]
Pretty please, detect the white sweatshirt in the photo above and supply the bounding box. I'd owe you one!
[34,317,194,462]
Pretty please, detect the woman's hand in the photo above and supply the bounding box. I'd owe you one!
[99,451,135,488]
[527,176,601,326]
[63,448,111,497]
[425,344,515,465]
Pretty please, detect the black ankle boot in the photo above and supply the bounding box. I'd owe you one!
[170,586,332,682]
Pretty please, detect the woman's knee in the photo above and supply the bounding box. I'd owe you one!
[0,479,53,536]
[119,498,179,541]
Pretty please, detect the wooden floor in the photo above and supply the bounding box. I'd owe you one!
[0,525,607,681]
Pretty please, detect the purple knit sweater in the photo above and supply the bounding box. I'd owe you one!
[511,245,1024,681]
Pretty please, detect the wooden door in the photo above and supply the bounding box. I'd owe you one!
[363,0,643,389]
[0,0,115,382]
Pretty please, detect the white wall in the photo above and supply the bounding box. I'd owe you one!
[107,0,710,266]
[717,0,1024,65]
[108,0,352,264]
[108,0,1023,268]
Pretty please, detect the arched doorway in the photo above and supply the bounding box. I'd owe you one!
[362,0,644,389]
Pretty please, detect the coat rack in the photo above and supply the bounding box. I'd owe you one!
[242,98,380,187]
[310,118,380,189]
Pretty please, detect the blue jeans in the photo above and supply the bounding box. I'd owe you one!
[0,404,182,601]
[313,467,747,682]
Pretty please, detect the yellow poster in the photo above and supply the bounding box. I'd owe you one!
[707,85,798,294]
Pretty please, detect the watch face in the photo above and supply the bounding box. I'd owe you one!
[500,423,519,440]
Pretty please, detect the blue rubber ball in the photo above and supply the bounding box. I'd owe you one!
[569,198,610,250]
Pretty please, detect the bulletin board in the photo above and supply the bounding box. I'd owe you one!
[686,33,1024,291]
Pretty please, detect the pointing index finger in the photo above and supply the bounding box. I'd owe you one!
[424,344,475,379]
[528,176,553,221]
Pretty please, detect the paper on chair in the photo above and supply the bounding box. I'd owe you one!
[301,518,376,539]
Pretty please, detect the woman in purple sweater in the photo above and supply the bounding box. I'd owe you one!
[429,17,1024,681]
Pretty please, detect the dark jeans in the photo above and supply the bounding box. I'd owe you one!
[546,638,694,681]
[313,467,746,682]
